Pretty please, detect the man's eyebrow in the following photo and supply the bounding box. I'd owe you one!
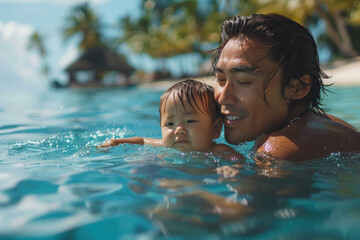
[230,65,255,73]
[214,65,255,73]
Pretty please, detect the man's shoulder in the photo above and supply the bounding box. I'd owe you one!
[256,112,360,161]
[256,134,300,161]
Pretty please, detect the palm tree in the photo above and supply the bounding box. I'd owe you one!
[118,0,236,75]
[27,31,50,76]
[255,0,359,58]
[118,1,188,74]
[315,0,359,57]
[62,2,105,50]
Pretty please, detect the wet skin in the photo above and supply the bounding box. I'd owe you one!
[214,37,290,144]
[214,37,360,161]
[160,94,220,152]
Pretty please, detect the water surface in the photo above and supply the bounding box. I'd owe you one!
[0,85,359,239]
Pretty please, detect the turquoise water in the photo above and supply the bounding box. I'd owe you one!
[0,85,360,239]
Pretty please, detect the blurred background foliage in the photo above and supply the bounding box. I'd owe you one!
[30,0,360,79]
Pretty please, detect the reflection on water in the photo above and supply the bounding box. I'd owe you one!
[0,86,359,239]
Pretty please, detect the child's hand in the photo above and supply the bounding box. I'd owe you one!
[98,139,122,148]
[216,165,240,178]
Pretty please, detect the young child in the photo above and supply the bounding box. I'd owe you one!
[99,79,242,177]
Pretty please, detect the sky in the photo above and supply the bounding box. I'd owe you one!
[0,0,142,90]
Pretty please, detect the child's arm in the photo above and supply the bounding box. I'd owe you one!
[211,143,244,161]
[211,143,244,178]
[99,137,163,148]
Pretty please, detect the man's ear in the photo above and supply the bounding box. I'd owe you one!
[285,74,311,100]
[213,117,223,139]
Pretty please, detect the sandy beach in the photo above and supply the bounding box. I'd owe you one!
[322,56,360,86]
[139,57,360,90]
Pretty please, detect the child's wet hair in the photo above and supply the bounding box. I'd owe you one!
[159,79,221,122]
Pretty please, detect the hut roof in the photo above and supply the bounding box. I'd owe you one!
[65,47,134,74]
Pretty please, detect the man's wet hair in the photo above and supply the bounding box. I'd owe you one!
[159,79,221,122]
[212,13,330,113]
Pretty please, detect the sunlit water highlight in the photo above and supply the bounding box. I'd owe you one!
[0,85,359,239]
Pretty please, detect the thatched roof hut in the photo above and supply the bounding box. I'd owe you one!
[65,46,134,86]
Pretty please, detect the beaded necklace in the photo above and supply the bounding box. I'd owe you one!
[288,116,301,125]
[287,110,310,126]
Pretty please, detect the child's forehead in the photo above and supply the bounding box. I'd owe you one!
[161,93,207,114]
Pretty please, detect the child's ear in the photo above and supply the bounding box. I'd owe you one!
[213,117,223,139]
[285,74,311,100]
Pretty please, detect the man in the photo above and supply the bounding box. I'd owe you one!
[213,13,360,161]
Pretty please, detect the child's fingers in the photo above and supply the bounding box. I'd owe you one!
[216,166,239,178]
[97,147,110,153]
[98,139,117,148]
[98,143,110,148]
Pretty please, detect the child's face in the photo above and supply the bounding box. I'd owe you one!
[160,94,221,152]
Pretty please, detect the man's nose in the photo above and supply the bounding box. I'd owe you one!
[174,125,186,135]
[216,81,236,105]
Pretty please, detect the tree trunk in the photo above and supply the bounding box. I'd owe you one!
[316,3,358,58]
[332,10,358,57]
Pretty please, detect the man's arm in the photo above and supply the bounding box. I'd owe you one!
[99,137,163,148]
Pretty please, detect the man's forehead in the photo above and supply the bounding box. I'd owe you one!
[216,37,273,67]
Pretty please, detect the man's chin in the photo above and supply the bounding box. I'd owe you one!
[224,133,240,145]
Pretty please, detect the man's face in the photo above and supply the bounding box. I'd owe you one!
[160,95,219,152]
[214,37,289,144]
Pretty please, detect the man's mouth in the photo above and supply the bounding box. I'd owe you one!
[225,115,244,121]
[223,115,246,126]
[225,115,245,121]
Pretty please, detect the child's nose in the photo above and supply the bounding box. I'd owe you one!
[174,125,186,135]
